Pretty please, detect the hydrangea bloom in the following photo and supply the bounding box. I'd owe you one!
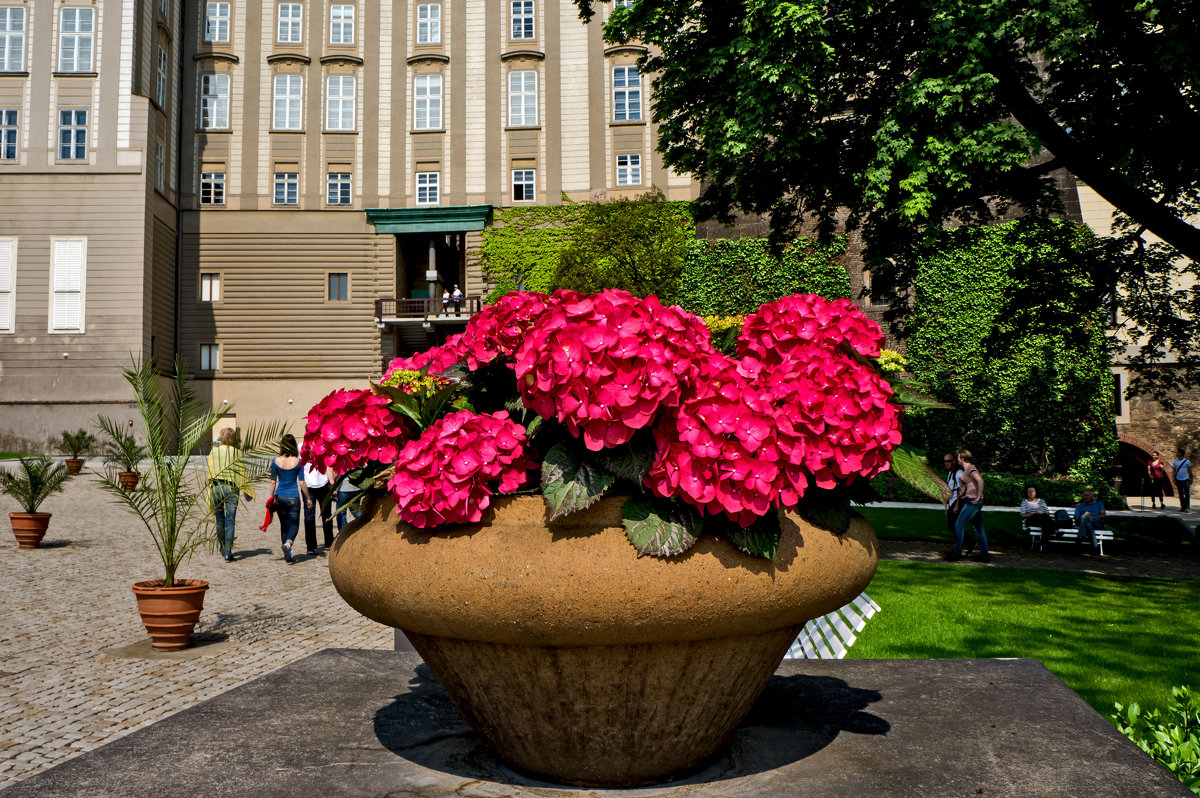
[514,289,716,451]
[302,389,411,475]
[459,291,551,370]
[737,294,885,363]
[386,410,533,527]
[382,333,466,379]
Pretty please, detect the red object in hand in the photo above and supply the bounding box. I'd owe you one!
[259,496,279,532]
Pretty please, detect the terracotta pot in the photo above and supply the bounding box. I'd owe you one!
[64,458,84,475]
[9,513,51,549]
[131,579,209,651]
[330,493,877,787]
[118,471,139,492]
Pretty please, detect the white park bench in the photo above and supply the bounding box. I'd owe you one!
[785,592,881,660]
[1023,510,1114,555]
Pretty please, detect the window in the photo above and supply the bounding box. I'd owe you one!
[512,169,534,201]
[0,7,26,72]
[0,238,14,332]
[327,171,351,204]
[0,109,16,160]
[58,110,87,160]
[328,272,348,301]
[273,74,303,129]
[59,8,95,72]
[616,153,641,185]
[413,74,441,129]
[415,171,438,205]
[508,70,536,126]
[274,171,299,204]
[200,74,230,128]
[199,343,219,371]
[200,171,226,204]
[156,47,168,107]
[330,4,354,44]
[204,2,230,43]
[200,272,221,301]
[277,3,302,43]
[160,0,169,15]
[326,75,355,130]
[614,0,633,7]
[613,66,642,121]
[51,238,85,332]
[416,4,440,44]
[510,0,533,39]
[155,144,165,189]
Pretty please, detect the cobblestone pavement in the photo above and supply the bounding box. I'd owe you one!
[0,474,392,789]
[1,478,1196,788]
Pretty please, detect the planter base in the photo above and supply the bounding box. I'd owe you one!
[9,513,51,549]
[64,458,84,475]
[117,471,139,492]
[131,580,209,651]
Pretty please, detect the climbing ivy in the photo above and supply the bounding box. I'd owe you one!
[478,201,588,299]
[903,218,1117,482]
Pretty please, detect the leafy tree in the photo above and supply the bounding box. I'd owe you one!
[573,0,1200,401]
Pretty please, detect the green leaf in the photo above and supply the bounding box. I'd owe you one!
[797,487,852,535]
[594,430,657,483]
[622,494,701,558]
[720,511,782,560]
[541,441,616,521]
[890,444,952,504]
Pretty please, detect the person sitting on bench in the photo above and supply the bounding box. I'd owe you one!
[1020,486,1059,540]
[1073,489,1106,555]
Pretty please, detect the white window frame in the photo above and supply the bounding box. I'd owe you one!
[199,343,220,371]
[413,74,442,130]
[204,2,230,43]
[508,70,537,127]
[329,4,354,44]
[415,171,439,205]
[327,171,351,205]
[326,75,355,130]
[200,171,226,204]
[155,144,165,190]
[273,171,299,204]
[49,238,86,333]
[58,8,95,72]
[416,4,440,44]
[277,3,302,43]
[200,272,221,302]
[512,169,535,202]
[0,108,16,160]
[156,47,169,107]
[616,153,641,185]
[273,74,303,130]
[510,0,533,39]
[58,109,87,160]
[200,73,230,128]
[613,65,642,121]
[160,0,169,16]
[0,237,15,333]
[0,7,26,73]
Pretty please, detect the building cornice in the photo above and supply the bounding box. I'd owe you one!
[603,45,648,57]
[501,49,545,62]
[266,53,312,65]
[193,51,240,64]
[366,205,493,234]
[407,53,450,65]
[320,54,365,66]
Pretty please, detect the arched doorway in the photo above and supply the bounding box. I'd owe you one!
[1115,436,1173,499]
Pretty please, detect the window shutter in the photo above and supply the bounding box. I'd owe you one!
[0,239,13,331]
[52,239,83,330]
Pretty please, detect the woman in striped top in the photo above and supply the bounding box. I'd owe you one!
[1020,486,1058,540]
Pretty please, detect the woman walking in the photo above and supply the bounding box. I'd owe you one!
[207,428,251,562]
[947,450,989,563]
[1146,451,1169,509]
[269,434,309,562]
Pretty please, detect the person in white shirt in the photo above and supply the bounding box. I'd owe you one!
[302,462,334,555]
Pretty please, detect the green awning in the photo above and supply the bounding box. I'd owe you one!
[365,205,493,234]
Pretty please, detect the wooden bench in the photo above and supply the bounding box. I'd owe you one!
[786,593,881,660]
[1023,511,1114,555]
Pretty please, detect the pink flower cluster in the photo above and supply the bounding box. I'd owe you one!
[383,333,467,380]
[301,389,411,475]
[513,289,716,451]
[386,410,533,527]
[737,294,885,363]
[459,291,552,370]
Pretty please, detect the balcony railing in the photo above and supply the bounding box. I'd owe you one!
[374,296,483,323]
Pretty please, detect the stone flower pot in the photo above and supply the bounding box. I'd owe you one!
[131,579,209,651]
[329,492,878,787]
[9,512,51,549]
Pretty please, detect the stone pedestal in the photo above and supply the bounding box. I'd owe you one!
[4,651,1188,797]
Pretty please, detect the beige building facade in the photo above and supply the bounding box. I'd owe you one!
[0,0,181,449]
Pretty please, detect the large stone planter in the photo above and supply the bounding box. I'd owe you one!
[329,493,878,787]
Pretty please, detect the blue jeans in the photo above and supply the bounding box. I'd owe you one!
[1077,514,1104,549]
[954,500,988,555]
[336,489,360,530]
[211,482,238,556]
[275,495,301,546]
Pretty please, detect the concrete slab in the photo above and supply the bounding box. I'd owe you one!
[3,651,1188,797]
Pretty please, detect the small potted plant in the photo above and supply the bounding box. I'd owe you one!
[55,428,96,475]
[96,419,147,492]
[0,456,73,548]
[96,357,286,651]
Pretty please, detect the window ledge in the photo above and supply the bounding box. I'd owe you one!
[196,128,233,133]
[410,128,445,134]
[0,71,29,77]
[270,128,306,134]
[504,125,542,132]
[610,119,647,126]
[322,129,359,135]
[53,71,98,78]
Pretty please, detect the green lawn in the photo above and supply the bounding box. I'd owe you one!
[0,452,24,460]
[851,559,1200,716]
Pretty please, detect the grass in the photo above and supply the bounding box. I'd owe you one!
[856,505,1196,556]
[0,452,25,460]
[851,559,1200,716]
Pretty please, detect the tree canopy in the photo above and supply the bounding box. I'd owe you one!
[574,0,1200,401]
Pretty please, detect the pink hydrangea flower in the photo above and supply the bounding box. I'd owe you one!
[386,410,533,528]
[514,289,716,451]
[302,389,411,475]
[738,294,885,363]
[382,333,467,379]
[459,291,552,370]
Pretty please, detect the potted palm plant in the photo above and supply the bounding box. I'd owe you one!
[1,456,73,548]
[97,418,146,492]
[55,428,96,475]
[96,357,286,651]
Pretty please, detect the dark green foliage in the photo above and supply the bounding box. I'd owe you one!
[55,428,96,459]
[479,203,587,298]
[718,511,782,560]
[0,456,72,514]
[97,419,147,474]
[871,467,1128,510]
[902,218,1117,483]
[1112,687,1200,794]
[622,494,702,558]
[540,441,616,521]
[675,237,851,316]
